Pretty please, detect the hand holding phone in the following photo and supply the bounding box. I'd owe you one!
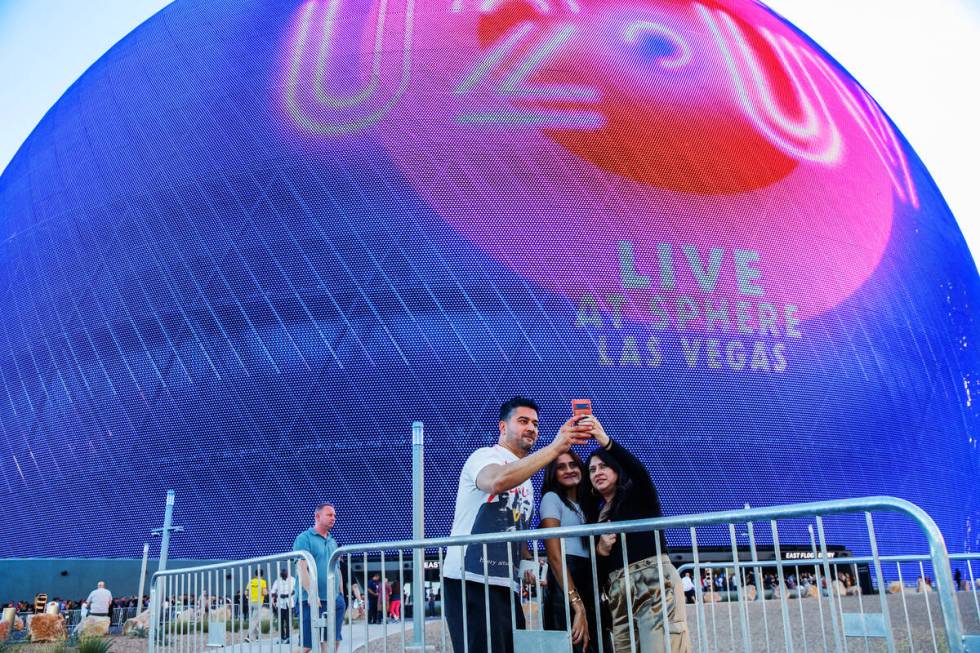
[571,399,592,418]
[555,414,593,452]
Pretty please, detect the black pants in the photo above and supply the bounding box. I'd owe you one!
[275,607,290,640]
[444,578,526,653]
[368,599,379,623]
[543,556,607,653]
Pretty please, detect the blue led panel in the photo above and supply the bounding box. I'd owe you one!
[0,0,977,559]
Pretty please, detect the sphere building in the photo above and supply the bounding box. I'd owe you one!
[0,0,977,558]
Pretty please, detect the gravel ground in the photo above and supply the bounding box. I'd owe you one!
[0,637,148,653]
[688,592,980,653]
[109,636,151,653]
[350,593,980,653]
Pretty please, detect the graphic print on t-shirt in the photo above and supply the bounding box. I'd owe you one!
[464,484,533,580]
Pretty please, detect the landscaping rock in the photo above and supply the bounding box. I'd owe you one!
[122,609,151,635]
[29,613,66,642]
[79,616,112,638]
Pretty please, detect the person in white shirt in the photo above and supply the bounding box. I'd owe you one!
[86,582,113,618]
[270,569,295,642]
[681,573,696,604]
[443,396,592,653]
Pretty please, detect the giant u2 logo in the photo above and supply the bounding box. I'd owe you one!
[283,0,916,210]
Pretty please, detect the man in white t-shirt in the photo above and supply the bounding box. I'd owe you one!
[443,396,592,653]
[86,581,113,618]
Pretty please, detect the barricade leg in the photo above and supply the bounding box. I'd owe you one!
[808,525,831,653]
[728,524,751,653]
[969,561,980,626]
[747,519,772,653]
[363,552,370,651]
[381,550,390,653]
[399,549,407,650]
[590,535,607,653]
[864,513,897,653]
[896,562,916,653]
[794,564,809,653]
[690,527,712,653]
[919,561,939,653]
[438,547,447,653]
[815,517,845,653]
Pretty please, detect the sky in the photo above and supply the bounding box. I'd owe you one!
[1,0,979,265]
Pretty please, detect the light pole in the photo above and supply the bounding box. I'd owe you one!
[408,421,433,651]
[137,543,150,612]
[151,489,185,572]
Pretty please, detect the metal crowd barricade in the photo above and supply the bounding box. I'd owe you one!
[324,496,973,653]
[951,553,980,624]
[63,608,81,629]
[676,548,980,653]
[148,551,319,653]
[110,605,138,629]
[677,553,974,653]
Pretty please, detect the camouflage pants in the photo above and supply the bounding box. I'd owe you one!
[606,555,691,653]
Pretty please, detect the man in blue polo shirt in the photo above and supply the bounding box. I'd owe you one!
[294,503,359,652]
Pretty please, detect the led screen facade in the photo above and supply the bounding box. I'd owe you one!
[0,0,977,559]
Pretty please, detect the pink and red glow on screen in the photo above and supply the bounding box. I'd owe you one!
[283,0,918,324]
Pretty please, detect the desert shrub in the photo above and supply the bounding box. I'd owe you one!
[77,637,112,653]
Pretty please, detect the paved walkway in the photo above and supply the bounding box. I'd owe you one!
[210,620,430,653]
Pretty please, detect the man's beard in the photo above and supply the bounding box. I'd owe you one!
[513,431,535,451]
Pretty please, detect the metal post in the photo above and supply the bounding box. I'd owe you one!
[159,490,176,571]
[148,576,158,653]
[409,421,430,650]
[138,543,150,613]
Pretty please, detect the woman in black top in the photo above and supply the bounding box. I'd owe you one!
[583,416,690,653]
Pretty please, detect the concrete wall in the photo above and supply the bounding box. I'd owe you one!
[0,558,224,605]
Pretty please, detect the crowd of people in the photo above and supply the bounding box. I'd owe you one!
[365,573,407,624]
[6,588,146,622]
[3,581,147,637]
[675,568,862,602]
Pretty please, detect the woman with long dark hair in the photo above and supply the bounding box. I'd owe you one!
[539,450,600,652]
[583,416,690,653]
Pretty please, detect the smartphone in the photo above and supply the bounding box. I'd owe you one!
[571,399,592,419]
